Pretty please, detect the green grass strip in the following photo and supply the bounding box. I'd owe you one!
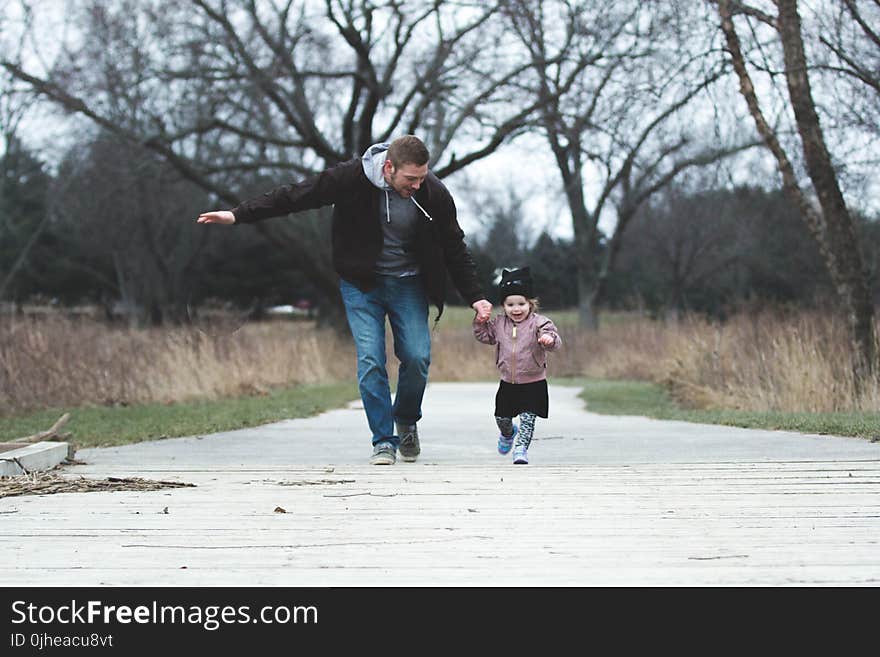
[562,377,880,441]
[0,382,359,448]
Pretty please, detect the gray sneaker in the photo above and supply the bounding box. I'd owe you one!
[370,441,397,465]
[396,422,420,462]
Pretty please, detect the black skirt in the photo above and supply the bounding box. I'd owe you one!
[494,379,549,419]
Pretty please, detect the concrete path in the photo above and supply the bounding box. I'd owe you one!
[2,382,879,585]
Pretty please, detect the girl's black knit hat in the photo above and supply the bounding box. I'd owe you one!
[499,267,534,301]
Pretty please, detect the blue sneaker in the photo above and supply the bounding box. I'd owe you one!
[513,445,528,464]
[498,425,517,455]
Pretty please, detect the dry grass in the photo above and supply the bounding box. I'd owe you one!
[423,315,671,382]
[660,311,880,413]
[0,315,355,413]
[0,469,195,498]
[427,308,880,413]
[2,308,877,415]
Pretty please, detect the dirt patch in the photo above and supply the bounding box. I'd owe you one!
[0,471,195,498]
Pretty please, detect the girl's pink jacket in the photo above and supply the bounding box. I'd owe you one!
[473,312,562,384]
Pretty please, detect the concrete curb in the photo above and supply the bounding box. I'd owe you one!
[0,442,71,476]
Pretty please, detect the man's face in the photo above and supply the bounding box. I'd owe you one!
[383,160,428,198]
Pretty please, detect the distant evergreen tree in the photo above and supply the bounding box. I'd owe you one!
[0,137,52,302]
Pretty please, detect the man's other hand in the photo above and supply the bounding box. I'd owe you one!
[472,299,492,323]
[196,210,236,225]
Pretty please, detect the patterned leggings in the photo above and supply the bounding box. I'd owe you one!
[495,412,537,449]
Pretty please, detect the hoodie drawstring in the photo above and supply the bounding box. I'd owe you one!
[385,189,433,224]
[411,196,433,221]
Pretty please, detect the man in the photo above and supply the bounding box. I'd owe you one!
[197,135,492,465]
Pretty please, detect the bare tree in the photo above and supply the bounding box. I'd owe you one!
[623,181,751,320]
[504,0,754,328]
[49,134,212,325]
[715,0,877,390]
[815,0,880,138]
[801,0,880,213]
[1,0,547,313]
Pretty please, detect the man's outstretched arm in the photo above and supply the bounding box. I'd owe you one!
[196,159,357,226]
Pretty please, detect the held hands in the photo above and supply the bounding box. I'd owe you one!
[196,210,235,225]
[538,333,555,347]
[472,299,492,323]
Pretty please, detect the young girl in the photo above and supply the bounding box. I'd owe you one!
[473,267,561,464]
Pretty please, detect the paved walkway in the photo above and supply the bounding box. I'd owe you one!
[2,383,879,585]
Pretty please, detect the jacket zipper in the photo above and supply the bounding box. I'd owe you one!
[511,322,517,384]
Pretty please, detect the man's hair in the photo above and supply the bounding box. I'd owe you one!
[387,135,430,168]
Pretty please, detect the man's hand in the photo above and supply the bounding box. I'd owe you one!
[472,299,492,323]
[538,334,555,347]
[196,210,235,225]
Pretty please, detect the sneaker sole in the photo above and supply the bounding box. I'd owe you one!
[370,455,396,465]
[399,453,419,462]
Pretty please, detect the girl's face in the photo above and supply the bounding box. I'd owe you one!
[503,295,531,322]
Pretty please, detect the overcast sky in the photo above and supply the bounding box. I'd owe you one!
[4,0,878,245]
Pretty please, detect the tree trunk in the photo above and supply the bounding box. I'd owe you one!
[593,200,640,310]
[775,0,877,386]
[577,274,599,330]
[571,203,599,331]
[558,156,600,330]
[717,0,877,393]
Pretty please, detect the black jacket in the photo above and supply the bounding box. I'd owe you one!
[231,158,485,318]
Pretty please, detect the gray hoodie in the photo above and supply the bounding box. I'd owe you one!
[361,142,423,277]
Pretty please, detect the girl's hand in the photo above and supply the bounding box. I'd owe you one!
[472,299,492,323]
[538,334,554,347]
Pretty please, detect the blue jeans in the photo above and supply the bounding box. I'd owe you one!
[339,275,431,447]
